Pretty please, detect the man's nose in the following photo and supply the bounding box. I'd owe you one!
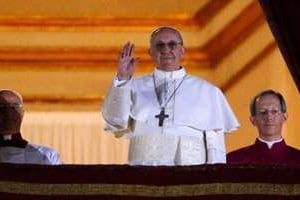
[160,43,174,52]
[264,112,276,121]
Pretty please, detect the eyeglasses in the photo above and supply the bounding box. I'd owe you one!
[154,41,182,51]
[0,103,23,109]
[256,109,282,117]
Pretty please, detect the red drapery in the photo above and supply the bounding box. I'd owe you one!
[0,163,300,199]
[259,0,300,94]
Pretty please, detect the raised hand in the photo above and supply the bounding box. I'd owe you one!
[117,42,139,80]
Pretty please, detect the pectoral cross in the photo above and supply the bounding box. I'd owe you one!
[155,108,169,127]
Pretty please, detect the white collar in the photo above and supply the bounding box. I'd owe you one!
[258,137,283,149]
[3,134,12,141]
[154,67,186,81]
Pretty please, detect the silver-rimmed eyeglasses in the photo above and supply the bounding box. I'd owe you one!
[256,109,282,117]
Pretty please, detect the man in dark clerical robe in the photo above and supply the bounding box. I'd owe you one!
[0,90,62,164]
[227,89,300,164]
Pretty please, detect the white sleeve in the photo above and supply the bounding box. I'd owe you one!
[205,130,226,164]
[34,144,63,165]
[48,150,63,165]
[113,76,130,87]
[102,78,132,134]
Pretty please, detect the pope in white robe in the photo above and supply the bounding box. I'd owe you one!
[103,68,239,165]
[102,26,240,166]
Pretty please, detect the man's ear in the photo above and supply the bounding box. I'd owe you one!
[283,112,288,121]
[148,48,155,59]
[250,116,256,126]
[180,46,185,56]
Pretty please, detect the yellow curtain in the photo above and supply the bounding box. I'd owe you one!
[21,111,129,164]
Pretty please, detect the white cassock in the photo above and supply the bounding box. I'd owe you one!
[102,67,239,166]
[0,143,62,165]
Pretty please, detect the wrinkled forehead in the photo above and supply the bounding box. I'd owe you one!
[150,28,182,44]
[256,94,281,109]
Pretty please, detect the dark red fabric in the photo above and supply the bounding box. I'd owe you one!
[0,164,300,199]
[259,0,300,93]
[0,194,294,200]
[0,163,300,184]
[227,139,300,164]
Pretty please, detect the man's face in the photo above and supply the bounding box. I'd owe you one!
[250,94,287,141]
[0,92,23,134]
[149,30,185,71]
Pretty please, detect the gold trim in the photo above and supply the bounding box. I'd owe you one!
[0,17,198,31]
[0,47,208,63]
[0,182,300,196]
[221,41,277,92]
[202,1,265,65]
[23,95,103,104]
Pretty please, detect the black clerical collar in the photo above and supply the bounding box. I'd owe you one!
[0,132,28,148]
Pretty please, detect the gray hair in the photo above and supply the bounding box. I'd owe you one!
[150,26,183,45]
[249,89,286,116]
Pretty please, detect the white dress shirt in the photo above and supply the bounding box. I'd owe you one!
[0,143,62,165]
